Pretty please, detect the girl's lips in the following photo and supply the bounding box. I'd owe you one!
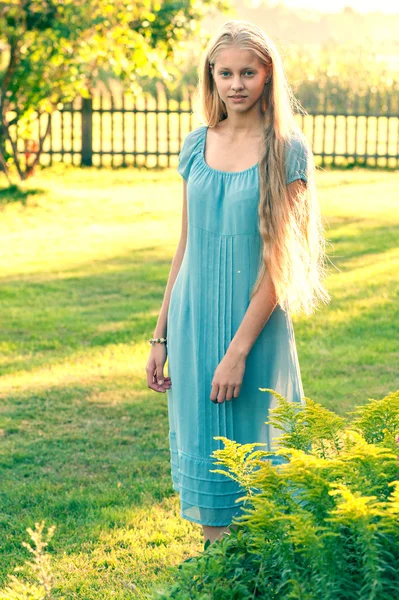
[230,96,247,102]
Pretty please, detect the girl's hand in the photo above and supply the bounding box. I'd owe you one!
[146,343,171,393]
[210,351,246,404]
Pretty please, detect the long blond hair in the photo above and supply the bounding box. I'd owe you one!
[195,20,330,316]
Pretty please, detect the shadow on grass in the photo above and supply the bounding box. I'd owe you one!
[0,217,398,379]
[0,184,46,206]
[0,378,174,581]
[323,220,399,267]
[0,245,172,376]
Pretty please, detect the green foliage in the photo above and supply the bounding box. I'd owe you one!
[260,387,346,457]
[209,437,270,496]
[349,390,399,448]
[0,0,229,182]
[151,389,399,600]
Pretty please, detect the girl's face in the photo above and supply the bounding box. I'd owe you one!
[210,45,270,114]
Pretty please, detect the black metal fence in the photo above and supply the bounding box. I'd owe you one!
[18,85,399,169]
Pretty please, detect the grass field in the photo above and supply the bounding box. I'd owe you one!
[0,164,398,598]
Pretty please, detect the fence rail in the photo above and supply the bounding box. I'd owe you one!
[9,86,399,169]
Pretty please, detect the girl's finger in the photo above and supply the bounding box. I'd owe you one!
[146,366,157,388]
[156,366,165,385]
[225,386,234,402]
[217,384,227,403]
[210,383,219,402]
[147,368,171,392]
[149,381,171,393]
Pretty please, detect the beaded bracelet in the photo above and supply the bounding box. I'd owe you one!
[148,337,167,346]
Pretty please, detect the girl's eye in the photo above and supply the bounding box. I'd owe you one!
[220,70,255,77]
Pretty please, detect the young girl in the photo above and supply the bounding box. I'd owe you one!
[146,20,330,546]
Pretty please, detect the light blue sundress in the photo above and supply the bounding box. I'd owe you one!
[166,124,311,527]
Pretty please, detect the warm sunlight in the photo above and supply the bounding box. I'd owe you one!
[1,7,398,598]
[252,0,399,13]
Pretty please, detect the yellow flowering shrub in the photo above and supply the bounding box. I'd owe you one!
[152,389,399,600]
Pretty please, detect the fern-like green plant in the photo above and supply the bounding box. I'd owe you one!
[349,389,399,447]
[209,437,270,497]
[262,387,346,457]
[0,521,56,600]
[151,389,399,600]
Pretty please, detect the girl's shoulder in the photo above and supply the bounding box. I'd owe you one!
[284,129,313,185]
[182,125,207,144]
[177,126,207,180]
[285,129,311,156]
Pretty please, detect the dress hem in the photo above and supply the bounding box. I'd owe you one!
[179,509,241,528]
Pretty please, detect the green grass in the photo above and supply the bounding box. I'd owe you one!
[0,163,398,598]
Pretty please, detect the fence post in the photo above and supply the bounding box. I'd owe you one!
[81,96,93,166]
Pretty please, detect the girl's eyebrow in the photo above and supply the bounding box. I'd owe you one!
[218,66,257,70]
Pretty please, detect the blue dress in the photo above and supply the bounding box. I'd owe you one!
[166,124,310,527]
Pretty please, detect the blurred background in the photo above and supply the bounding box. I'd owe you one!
[1,0,398,176]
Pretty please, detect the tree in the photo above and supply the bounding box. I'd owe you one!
[0,0,228,183]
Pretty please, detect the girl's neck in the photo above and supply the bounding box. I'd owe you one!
[219,117,263,139]
[221,112,264,135]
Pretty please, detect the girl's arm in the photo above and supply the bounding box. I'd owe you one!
[227,179,306,359]
[210,179,306,403]
[152,180,188,339]
[227,265,277,360]
[147,180,188,393]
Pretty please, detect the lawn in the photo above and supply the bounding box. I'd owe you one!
[0,164,398,598]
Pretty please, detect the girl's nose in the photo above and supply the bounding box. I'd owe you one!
[231,78,244,91]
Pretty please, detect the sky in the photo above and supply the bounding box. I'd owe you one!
[253,0,399,14]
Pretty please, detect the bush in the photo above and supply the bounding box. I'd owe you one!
[151,389,399,600]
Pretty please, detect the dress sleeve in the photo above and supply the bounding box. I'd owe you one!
[284,132,312,185]
[177,127,205,181]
